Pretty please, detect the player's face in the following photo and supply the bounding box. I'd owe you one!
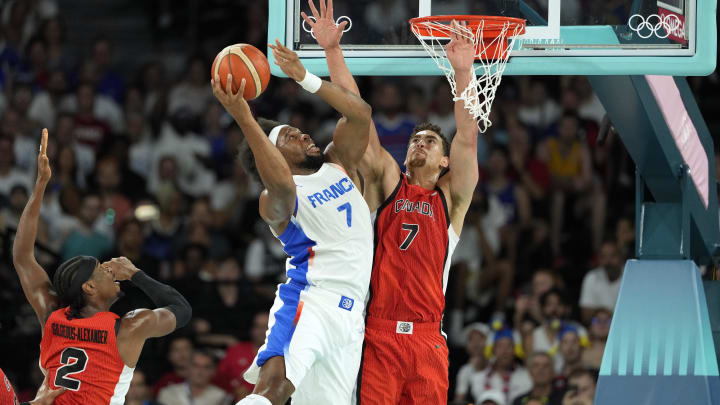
[90,263,122,304]
[405,130,448,172]
[277,126,323,170]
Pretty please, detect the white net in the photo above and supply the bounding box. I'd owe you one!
[411,18,524,133]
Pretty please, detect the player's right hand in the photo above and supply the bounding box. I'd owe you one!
[211,73,252,124]
[36,128,51,187]
[104,257,141,281]
[301,0,347,50]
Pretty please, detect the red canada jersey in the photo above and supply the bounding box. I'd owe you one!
[40,308,134,405]
[368,173,460,322]
[1,367,18,405]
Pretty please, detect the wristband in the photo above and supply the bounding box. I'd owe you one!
[296,70,322,93]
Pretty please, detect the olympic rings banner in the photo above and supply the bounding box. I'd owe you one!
[628,12,686,42]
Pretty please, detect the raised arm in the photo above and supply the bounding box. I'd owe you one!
[13,129,58,326]
[440,22,480,233]
[269,39,371,170]
[302,0,398,193]
[108,257,192,367]
[212,76,296,234]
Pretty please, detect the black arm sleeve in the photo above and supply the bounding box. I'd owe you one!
[130,271,192,329]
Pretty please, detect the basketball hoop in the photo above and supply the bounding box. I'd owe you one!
[410,15,526,132]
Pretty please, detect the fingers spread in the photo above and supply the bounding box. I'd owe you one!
[301,11,314,25]
[226,73,234,95]
[319,0,326,17]
[337,20,348,31]
[327,0,333,18]
[308,0,320,18]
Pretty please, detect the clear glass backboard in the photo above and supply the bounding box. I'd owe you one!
[267,0,716,76]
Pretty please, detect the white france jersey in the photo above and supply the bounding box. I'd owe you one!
[275,163,373,301]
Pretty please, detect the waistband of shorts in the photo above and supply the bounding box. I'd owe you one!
[289,280,364,314]
[366,316,441,334]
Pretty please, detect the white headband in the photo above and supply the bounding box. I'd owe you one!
[268,125,288,146]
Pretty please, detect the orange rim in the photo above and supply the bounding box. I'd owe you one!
[410,15,526,38]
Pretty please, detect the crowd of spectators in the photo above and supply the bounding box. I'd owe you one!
[0,1,718,404]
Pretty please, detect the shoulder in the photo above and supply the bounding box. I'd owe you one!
[158,382,184,396]
[583,267,604,282]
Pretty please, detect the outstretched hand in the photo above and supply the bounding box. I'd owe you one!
[30,373,66,405]
[211,73,252,124]
[268,39,307,82]
[301,0,347,50]
[446,20,475,73]
[36,128,51,187]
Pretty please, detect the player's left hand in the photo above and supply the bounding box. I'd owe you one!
[301,0,347,50]
[446,20,475,73]
[30,373,66,405]
[36,128,51,187]
[268,39,307,82]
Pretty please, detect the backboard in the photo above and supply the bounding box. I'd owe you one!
[267,0,717,76]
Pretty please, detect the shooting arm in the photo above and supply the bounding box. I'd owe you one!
[238,117,296,230]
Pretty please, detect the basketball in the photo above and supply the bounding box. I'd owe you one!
[211,43,270,100]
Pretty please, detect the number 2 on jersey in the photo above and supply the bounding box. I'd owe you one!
[337,203,352,227]
[399,223,419,250]
[54,347,88,391]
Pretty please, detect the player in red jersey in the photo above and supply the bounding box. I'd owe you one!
[1,368,67,405]
[305,1,479,403]
[13,129,192,405]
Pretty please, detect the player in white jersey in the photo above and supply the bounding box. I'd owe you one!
[211,40,372,405]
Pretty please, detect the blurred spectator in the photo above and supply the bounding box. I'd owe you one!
[614,217,634,260]
[62,83,112,151]
[91,36,125,103]
[512,352,564,405]
[364,0,410,42]
[427,79,456,137]
[579,240,623,324]
[558,326,585,378]
[531,289,588,373]
[127,111,155,179]
[39,16,73,71]
[125,369,161,405]
[477,390,507,405]
[149,114,215,197]
[581,309,611,370]
[168,55,213,117]
[537,112,602,255]
[215,311,269,401]
[517,79,562,135]
[0,136,31,198]
[157,350,232,405]
[514,269,563,350]
[371,81,416,167]
[571,77,606,126]
[471,328,531,404]
[561,369,597,405]
[507,120,550,212]
[93,156,133,227]
[28,68,67,130]
[0,183,28,229]
[193,257,257,344]
[153,336,194,397]
[455,323,491,404]
[59,192,113,261]
[144,183,184,263]
[244,219,288,286]
[53,112,95,181]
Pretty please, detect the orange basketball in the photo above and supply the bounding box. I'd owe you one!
[211,44,270,100]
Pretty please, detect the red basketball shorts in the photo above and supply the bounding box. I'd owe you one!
[356,317,449,404]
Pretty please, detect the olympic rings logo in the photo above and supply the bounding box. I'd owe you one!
[628,14,682,39]
[302,16,353,39]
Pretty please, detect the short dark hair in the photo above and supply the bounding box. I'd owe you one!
[568,368,599,383]
[411,122,450,157]
[238,118,284,182]
[539,287,567,307]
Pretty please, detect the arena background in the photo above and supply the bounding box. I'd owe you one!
[0,0,718,404]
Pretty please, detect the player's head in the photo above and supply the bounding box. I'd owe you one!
[239,118,324,179]
[53,256,123,319]
[405,122,450,175]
